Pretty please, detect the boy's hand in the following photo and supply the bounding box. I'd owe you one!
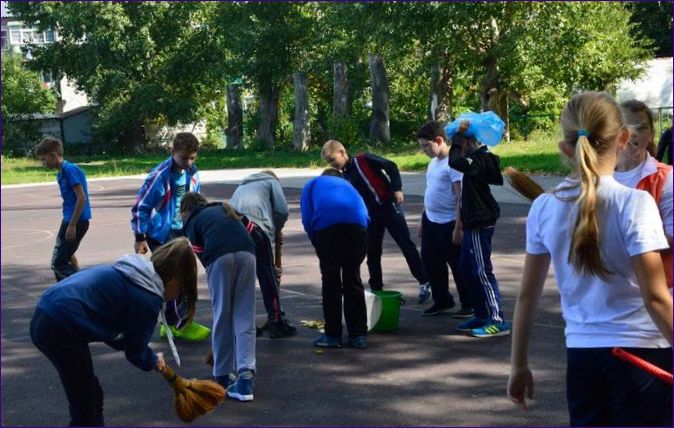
[393,191,404,205]
[458,120,470,134]
[155,352,166,372]
[135,240,149,255]
[452,226,463,246]
[65,224,77,241]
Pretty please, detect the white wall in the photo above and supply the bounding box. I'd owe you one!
[616,57,673,111]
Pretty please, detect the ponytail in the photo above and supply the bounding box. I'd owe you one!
[559,91,623,280]
[222,201,242,221]
[569,135,611,279]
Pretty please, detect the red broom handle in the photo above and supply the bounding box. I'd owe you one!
[612,347,673,385]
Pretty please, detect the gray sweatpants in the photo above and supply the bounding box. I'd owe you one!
[206,251,257,377]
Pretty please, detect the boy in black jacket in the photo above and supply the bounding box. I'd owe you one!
[322,140,431,304]
[448,121,511,338]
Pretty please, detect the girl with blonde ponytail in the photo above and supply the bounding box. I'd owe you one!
[508,92,672,426]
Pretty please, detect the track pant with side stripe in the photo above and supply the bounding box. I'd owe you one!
[460,226,504,324]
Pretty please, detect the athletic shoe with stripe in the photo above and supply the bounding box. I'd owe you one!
[470,321,511,338]
[455,316,487,332]
[227,369,254,402]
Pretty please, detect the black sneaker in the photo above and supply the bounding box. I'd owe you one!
[453,307,475,319]
[269,319,297,339]
[422,301,455,317]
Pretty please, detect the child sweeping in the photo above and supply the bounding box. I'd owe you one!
[30,237,198,426]
[180,192,257,402]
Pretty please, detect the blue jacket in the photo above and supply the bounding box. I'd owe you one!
[300,176,369,240]
[130,156,200,243]
[36,255,167,371]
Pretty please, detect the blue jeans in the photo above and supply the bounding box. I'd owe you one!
[30,309,104,426]
[460,227,504,323]
[566,347,672,426]
[51,220,89,281]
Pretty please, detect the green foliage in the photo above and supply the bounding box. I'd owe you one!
[626,2,673,58]
[1,53,57,155]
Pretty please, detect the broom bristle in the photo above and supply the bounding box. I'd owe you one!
[503,167,545,202]
[162,366,226,422]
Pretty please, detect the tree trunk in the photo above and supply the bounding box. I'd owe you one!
[479,56,510,141]
[368,53,390,145]
[333,61,350,118]
[256,85,280,150]
[122,122,146,154]
[292,72,310,152]
[226,84,243,149]
[428,62,453,122]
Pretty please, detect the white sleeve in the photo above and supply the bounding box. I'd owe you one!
[526,196,548,255]
[449,166,463,183]
[624,191,669,256]
[658,171,673,237]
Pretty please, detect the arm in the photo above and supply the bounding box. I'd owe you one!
[122,298,162,371]
[448,141,482,176]
[508,253,551,410]
[366,153,404,203]
[631,251,673,345]
[66,184,86,241]
[452,180,463,245]
[131,172,166,253]
[270,180,289,232]
[300,181,315,240]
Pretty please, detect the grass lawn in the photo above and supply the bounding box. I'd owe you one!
[2,135,568,185]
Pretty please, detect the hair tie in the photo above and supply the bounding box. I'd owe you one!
[578,129,589,138]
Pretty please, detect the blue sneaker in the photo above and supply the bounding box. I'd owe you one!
[313,334,342,348]
[214,372,237,389]
[227,369,254,402]
[470,321,511,338]
[349,335,368,349]
[456,316,487,332]
[417,282,432,304]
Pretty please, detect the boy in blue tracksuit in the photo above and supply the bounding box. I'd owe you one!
[180,193,257,402]
[448,120,511,338]
[30,238,198,426]
[130,132,209,341]
[35,137,92,281]
[301,169,370,349]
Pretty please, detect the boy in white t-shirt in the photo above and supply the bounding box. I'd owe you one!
[415,121,472,318]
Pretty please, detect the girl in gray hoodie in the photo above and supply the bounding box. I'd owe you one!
[30,238,198,427]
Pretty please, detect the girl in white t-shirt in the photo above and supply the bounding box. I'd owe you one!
[507,91,673,426]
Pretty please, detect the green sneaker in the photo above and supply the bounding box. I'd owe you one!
[161,322,211,341]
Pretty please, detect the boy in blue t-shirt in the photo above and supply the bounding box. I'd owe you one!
[35,137,91,281]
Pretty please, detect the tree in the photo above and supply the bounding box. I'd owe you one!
[626,1,673,58]
[9,1,229,151]
[1,53,57,155]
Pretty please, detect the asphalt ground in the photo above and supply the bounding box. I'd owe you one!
[1,172,569,427]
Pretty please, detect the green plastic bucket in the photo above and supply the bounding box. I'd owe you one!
[372,290,405,332]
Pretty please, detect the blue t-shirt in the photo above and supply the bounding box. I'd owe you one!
[171,170,187,230]
[300,176,369,240]
[57,160,91,222]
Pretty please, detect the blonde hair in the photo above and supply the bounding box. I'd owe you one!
[35,137,63,156]
[151,237,197,324]
[321,140,346,161]
[558,91,624,279]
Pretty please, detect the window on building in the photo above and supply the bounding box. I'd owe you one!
[45,30,55,43]
[1,30,8,50]
[10,29,21,44]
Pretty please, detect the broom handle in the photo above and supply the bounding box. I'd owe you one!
[612,347,673,385]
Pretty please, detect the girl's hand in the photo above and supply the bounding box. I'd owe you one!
[507,367,534,410]
[155,352,166,372]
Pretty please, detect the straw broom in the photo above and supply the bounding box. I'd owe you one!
[503,167,545,202]
[161,365,225,422]
[274,230,283,285]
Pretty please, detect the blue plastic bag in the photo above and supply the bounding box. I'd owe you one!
[444,111,505,147]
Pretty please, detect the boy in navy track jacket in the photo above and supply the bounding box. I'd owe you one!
[321,140,430,304]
